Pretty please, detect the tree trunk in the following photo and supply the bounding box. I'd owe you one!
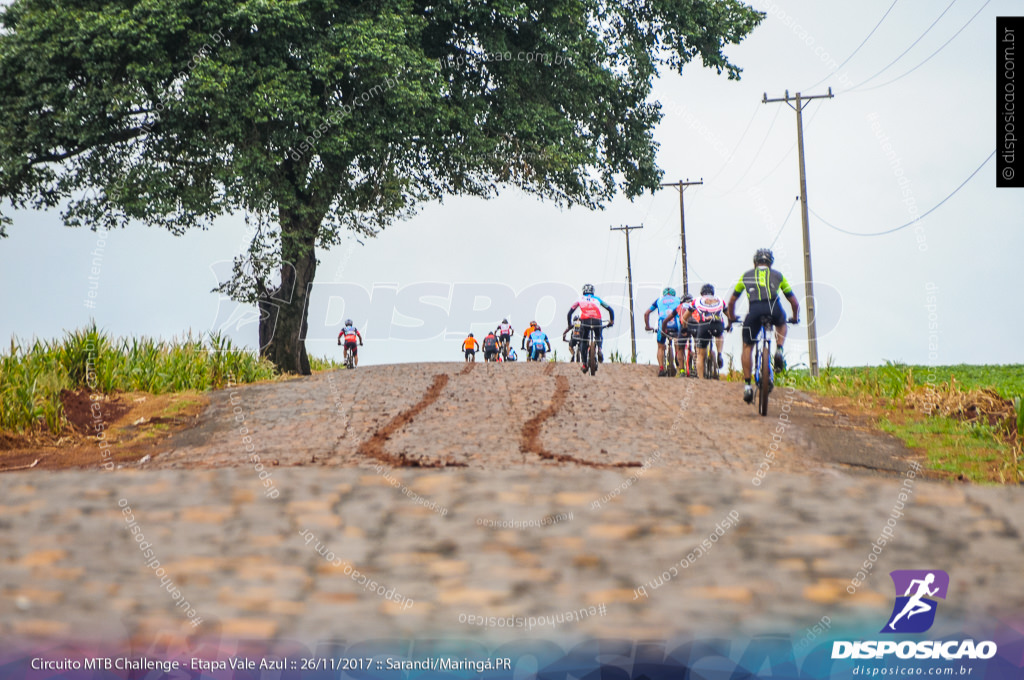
[260,216,318,375]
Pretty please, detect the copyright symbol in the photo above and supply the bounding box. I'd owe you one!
[1003,167,1015,181]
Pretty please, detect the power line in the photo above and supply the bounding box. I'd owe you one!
[851,0,991,93]
[848,0,958,91]
[770,196,801,249]
[720,105,783,194]
[811,149,995,237]
[805,0,901,91]
[706,103,762,184]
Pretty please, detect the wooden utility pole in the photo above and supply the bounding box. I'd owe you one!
[610,224,643,363]
[762,88,832,377]
[659,179,702,296]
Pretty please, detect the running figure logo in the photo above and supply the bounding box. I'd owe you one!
[881,570,949,634]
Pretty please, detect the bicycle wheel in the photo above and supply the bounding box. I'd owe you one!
[665,338,676,377]
[587,333,598,375]
[758,341,771,416]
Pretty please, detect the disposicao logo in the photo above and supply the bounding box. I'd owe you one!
[831,570,998,661]
[881,569,949,634]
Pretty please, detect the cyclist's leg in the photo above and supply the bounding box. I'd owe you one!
[694,324,710,379]
[769,303,788,369]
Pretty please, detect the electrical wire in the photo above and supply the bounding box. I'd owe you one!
[805,0,901,91]
[851,0,991,93]
[706,103,762,184]
[847,0,958,91]
[718,104,783,195]
[811,149,995,237]
[770,196,800,248]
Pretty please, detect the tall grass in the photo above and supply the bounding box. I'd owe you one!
[1,323,277,435]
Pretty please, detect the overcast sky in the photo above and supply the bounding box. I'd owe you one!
[2,0,1021,370]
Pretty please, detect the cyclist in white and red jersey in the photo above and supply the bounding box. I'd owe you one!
[336,319,364,367]
[496,318,514,358]
[673,284,727,379]
[567,283,614,374]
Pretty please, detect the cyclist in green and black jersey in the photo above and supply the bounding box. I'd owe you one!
[726,249,800,404]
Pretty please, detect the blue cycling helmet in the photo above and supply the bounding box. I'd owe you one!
[663,287,676,296]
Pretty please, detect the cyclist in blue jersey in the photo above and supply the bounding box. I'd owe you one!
[567,283,615,374]
[528,325,552,361]
[644,287,681,377]
[726,249,800,404]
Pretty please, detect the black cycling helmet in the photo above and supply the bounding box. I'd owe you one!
[502,318,508,323]
[345,319,354,326]
[700,284,715,296]
[753,248,774,266]
[534,325,541,332]
[582,283,594,295]
[681,294,694,303]
[468,333,474,337]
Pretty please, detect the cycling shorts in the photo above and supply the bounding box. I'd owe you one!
[693,320,725,349]
[742,300,787,345]
[464,348,476,358]
[344,340,359,356]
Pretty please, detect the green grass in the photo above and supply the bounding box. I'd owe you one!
[779,360,1023,484]
[1,323,279,435]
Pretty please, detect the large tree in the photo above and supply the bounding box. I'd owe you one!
[0,0,762,373]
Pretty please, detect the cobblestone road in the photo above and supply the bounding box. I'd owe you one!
[1,364,1021,646]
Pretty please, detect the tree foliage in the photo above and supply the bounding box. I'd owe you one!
[0,0,763,372]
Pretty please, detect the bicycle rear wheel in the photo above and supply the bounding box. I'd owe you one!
[665,338,676,377]
[758,341,770,416]
[587,333,598,375]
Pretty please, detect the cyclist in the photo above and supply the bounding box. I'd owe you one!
[496,318,514,358]
[337,319,364,367]
[644,287,680,377]
[522,320,539,352]
[562,315,583,362]
[674,284,727,379]
[462,333,479,362]
[482,331,500,362]
[528,325,552,361]
[726,248,800,404]
[567,284,614,374]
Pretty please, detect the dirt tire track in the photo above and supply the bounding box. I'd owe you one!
[459,363,475,375]
[356,374,467,468]
[520,374,641,468]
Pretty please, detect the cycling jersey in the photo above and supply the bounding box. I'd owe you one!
[649,294,680,319]
[483,334,498,351]
[529,330,549,347]
[498,322,513,336]
[692,295,726,323]
[568,294,614,324]
[339,325,360,343]
[734,266,792,304]
[463,337,478,351]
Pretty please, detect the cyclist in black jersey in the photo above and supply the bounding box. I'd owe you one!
[726,249,800,404]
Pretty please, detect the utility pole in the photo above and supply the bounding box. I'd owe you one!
[659,179,703,296]
[610,224,643,363]
[762,88,833,377]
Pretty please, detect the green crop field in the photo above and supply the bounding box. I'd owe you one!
[779,361,1024,484]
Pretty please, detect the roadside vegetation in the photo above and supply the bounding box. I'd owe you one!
[1,324,341,436]
[778,360,1024,485]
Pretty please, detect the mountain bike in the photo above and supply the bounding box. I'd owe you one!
[648,327,676,377]
[582,321,612,376]
[702,341,720,380]
[344,345,356,369]
[498,334,512,361]
[741,315,798,416]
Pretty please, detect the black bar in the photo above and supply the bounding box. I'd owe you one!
[997,16,1023,187]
